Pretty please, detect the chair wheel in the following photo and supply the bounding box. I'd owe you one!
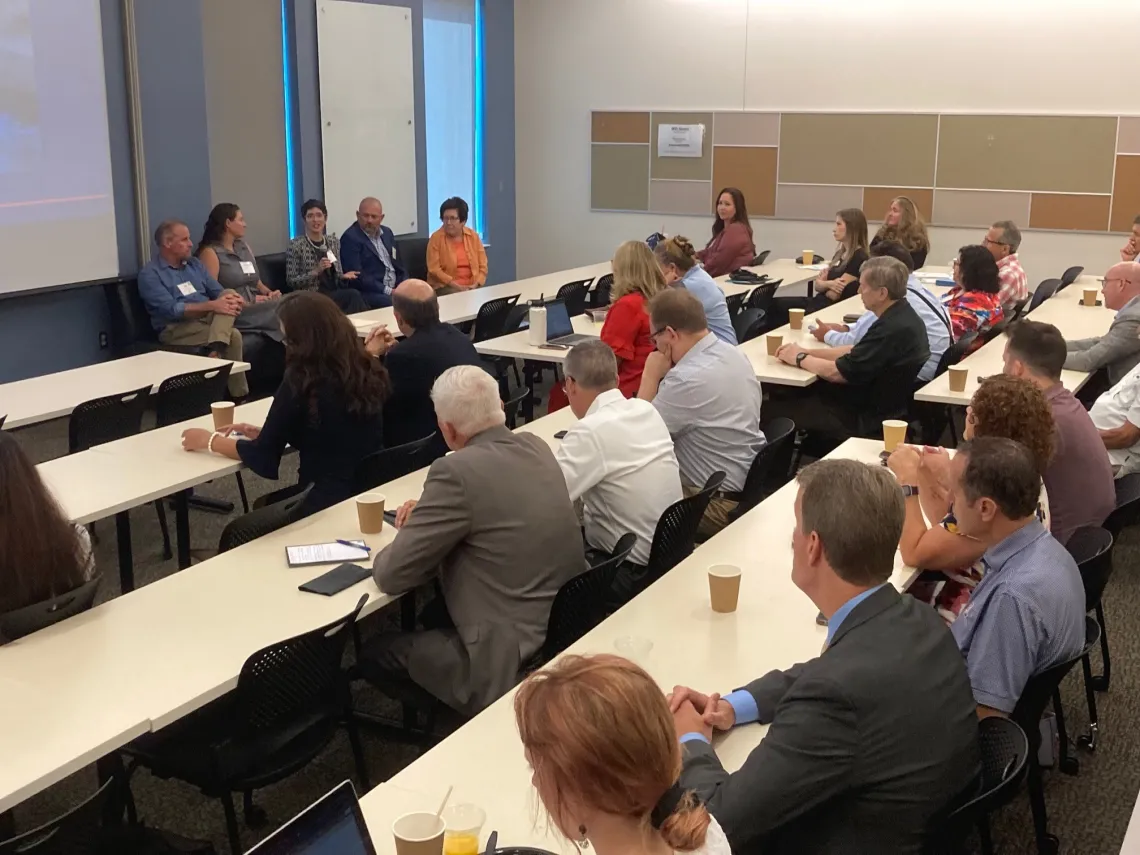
[1077,734,1097,752]
[1042,833,1060,855]
[244,803,268,829]
[1091,675,1110,692]
[1059,755,1080,776]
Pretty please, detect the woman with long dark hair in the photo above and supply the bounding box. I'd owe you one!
[943,244,1004,347]
[697,187,756,278]
[0,434,96,615]
[180,291,390,514]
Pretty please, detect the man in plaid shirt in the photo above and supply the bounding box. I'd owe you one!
[983,220,1028,310]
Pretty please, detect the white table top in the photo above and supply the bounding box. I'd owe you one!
[0,351,252,431]
[474,316,603,363]
[358,437,920,852]
[913,279,1112,406]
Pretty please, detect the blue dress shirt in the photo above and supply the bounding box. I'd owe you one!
[137,256,224,332]
[683,266,738,345]
[680,584,888,743]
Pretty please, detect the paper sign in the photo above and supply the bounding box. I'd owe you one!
[657,123,705,158]
[326,250,337,263]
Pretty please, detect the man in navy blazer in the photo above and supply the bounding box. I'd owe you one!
[340,196,406,309]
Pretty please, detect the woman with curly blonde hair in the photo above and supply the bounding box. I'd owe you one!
[601,241,667,397]
[871,196,930,270]
[515,654,730,855]
[886,375,1054,622]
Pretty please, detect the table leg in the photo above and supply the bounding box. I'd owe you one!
[175,490,191,569]
[115,512,135,593]
[523,363,537,422]
[400,590,417,729]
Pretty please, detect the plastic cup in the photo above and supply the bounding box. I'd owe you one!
[766,334,783,356]
[948,365,968,393]
[393,812,445,855]
[615,635,653,664]
[882,420,908,453]
[708,564,742,613]
[211,401,234,431]
[442,804,486,855]
[788,308,805,330]
[801,250,814,265]
[1083,287,1099,307]
[356,493,386,535]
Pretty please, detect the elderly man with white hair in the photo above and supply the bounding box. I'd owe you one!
[358,365,584,715]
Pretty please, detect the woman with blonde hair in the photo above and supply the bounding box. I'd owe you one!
[601,240,667,397]
[872,196,930,270]
[655,236,736,344]
[515,654,731,855]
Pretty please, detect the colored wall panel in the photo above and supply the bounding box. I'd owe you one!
[778,113,938,187]
[712,146,777,217]
[713,112,779,146]
[591,144,650,211]
[1117,118,1140,155]
[650,111,714,181]
[862,187,934,224]
[1029,194,1111,232]
[649,180,713,215]
[1111,155,1140,232]
[775,184,864,221]
[591,111,651,144]
[931,189,1032,229]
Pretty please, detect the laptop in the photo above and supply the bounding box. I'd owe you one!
[544,299,598,347]
[246,781,376,854]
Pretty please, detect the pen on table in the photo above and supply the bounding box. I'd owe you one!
[336,539,371,552]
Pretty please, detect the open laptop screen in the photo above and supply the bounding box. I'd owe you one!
[247,781,376,855]
[544,300,574,339]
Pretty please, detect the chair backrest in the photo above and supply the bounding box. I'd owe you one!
[503,386,531,429]
[751,249,770,266]
[1058,266,1085,289]
[0,776,114,853]
[733,307,767,343]
[1027,278,1061,312]
[68,385,152,454]
[1106,473,1140,538]
[641,471,727,593]
[503,303,529,336]
[589,273,614,308]
[353,433,438,493]
[812,253,826,264]
[724,291,748,320]
[154,365,234,427]
[556,279,593,317]
[980,317,1009,345]
[394,236,430,281]
[0,575,101,643]
[1011,648,1082,750]
[471,294,521,343]
[102,278,161,358]
[729,419,797,521]
[1064,526,1114,610]
[934,331,978,376]
[745,281,780,312]
[0,415,5,430]
[218,488,313,553]
[541,533,636,659]
[1006,297,1030,323]
[257,253,288,293]
[233,595,368,736]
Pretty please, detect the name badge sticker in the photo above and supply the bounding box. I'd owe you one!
[239,260,257,275]
[176,281,196,296]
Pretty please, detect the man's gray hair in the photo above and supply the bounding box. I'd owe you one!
[153,218,187,247]
[860,256,908,300]
[564,340,618,391]
[992,220,1022,252]
[430,365,505,436]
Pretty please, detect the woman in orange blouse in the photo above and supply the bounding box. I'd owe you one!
[426,196,488,294]
[601,241,667,398]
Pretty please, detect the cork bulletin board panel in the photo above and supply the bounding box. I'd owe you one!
[590,110,1140,233]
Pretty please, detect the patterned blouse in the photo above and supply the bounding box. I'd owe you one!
[943,286,1004,347]
[286,233,345,292]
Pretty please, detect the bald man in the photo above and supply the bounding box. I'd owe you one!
[340,196,406,309]
[1065,261,1140,390]
[365,279,483,457]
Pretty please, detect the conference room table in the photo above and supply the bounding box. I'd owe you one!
[357,435,921,852]
[0,406,577,816]
[0,351,251,431]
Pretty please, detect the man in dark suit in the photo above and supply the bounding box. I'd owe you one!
[668,458,980,855]
[340,196,406,309]
[365,279,484,459]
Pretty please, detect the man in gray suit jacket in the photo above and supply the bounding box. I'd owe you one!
[360,365,584,716]
[1065,261,1140,386]
[668,460,980,855]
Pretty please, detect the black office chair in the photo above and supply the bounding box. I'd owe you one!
[1057,266,1085,291]
[724,291,748,320]
[471,294,521,343]
[1011,627,1089,855]
[750,250,770,266]
[503,385,531,429]
[217,488,313,554]
[1065,527,1114,752]
[1105,472,1140,539]
[1027,279,1061,312]
[353,434,438,494]
[0,777,115,853]
[103,278,206,359]
[728,419,796,521]
[394,236,429,282]
[0,575,102,644]
[745,281,780,313]
[733,307,767,343]
[256,253,287,294]
[929,717,1030,855]
[0,415,5,430]
[556,279,593,317]
[1006,297,1030,323]
[979,318,1008,346]
[122,596,370,855]
[912,332,978,445]
[589,273,614,308]
[635,472,726,598]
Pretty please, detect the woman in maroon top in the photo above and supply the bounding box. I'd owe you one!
[602,240,668,397]
[697,187,756,278]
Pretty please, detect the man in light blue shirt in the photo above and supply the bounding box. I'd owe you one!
[810,240,949,382]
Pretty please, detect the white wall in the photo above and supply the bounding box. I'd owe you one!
[514,0,1140,283]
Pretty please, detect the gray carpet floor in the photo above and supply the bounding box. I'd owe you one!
[7,399,1140,854]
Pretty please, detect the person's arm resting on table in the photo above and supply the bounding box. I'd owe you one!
[1064,318,1140,372]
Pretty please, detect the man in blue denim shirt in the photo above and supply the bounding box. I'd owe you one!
[137,219,248,397]
[665,459,978,855]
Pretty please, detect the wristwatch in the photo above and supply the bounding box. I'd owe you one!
[901,485,920,499]
[795,351,809,368]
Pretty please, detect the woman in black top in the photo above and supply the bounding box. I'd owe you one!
[180,291,390,515]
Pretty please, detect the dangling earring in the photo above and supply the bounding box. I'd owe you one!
[578,824,590,849]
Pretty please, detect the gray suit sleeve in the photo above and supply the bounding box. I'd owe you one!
[1064,315,1140,372]
[372,462,471,593]
[678,672,857,851]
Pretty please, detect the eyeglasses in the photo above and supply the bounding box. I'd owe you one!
[649,327,669,343]
[982,237,1009,248]
[442,215,462,224]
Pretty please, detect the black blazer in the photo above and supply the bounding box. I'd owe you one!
[679,586,980,855]
[383,321,484,457]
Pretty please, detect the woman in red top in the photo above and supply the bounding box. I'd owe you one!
[602,240,667,397]
[696,187,756,277]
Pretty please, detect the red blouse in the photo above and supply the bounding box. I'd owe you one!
[601,292,654,397]
[696,221,756,278]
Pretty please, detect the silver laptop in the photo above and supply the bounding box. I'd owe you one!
[246,781,376,854]
[545,299,598,347]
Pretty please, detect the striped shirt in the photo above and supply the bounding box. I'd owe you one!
[950,520,1086,713]
[997,253,1028,307]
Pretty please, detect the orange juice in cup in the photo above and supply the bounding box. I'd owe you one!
[442,804,485,855]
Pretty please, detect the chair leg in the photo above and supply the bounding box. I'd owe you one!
[1026,761,1059,855]
[977,816,994,855]
[115,511,136,593]
[1053,689,1078,776]
[1078,653,1099,751]
[220,792,242,855]
[153,500,173,561]
[243,788,267,829]
[345,715,372,790]
[1092,602,1111,691]
[235,472,250,514]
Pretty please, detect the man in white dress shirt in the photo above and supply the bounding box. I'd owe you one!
[557,340,683,606]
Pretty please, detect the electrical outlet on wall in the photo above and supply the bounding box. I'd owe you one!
[99,332,108,349]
